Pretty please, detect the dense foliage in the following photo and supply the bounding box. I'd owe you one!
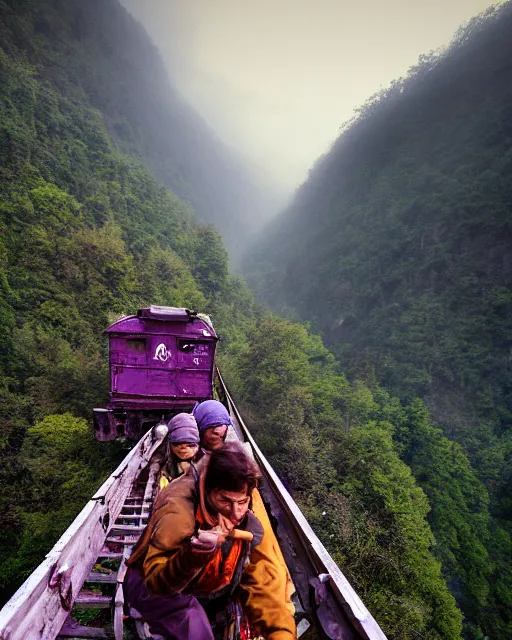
[0,1,503,638]
[246,3,512,637]
[229,319,466,639]
[0,0,279,265]
[0,0,255,602]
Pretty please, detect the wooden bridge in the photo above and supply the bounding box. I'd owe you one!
[0,374,387,640]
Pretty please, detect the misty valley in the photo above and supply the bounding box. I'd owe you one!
[0,1,511,639]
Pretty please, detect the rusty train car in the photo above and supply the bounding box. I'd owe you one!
[0,306,387,640]
[93,306,219,440]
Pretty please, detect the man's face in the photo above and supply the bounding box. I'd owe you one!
[170,442,198,461]
[201,425,228,451]
[209,484,250,525]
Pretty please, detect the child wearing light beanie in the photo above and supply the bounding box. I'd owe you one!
[160,413,200,487]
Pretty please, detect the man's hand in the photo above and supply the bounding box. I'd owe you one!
[190,526,228,551]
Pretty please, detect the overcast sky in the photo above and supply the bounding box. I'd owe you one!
[121,0,498,193]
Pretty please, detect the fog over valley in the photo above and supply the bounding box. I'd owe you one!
[121,0,495,194]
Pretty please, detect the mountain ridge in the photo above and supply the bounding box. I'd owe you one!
[1,0,279,264]
[245,4,512,636]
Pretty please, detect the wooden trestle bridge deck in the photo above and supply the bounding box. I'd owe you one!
[0,374,387,640]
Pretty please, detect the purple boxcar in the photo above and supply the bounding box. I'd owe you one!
[93,306,218,440]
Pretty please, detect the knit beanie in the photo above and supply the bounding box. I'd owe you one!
[192,400,232,432]
[167,413,200,444]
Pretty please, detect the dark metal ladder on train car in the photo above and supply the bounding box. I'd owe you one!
[56,462,160,639]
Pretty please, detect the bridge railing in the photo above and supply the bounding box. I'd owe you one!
[0,430,157,640]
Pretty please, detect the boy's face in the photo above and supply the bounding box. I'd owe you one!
[201,425,228,451]
[209,485,250,525]
[170,442,198,460]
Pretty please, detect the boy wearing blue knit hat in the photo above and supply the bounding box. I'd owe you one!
[192,399,231,452]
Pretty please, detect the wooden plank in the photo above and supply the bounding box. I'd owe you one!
[121,501,151,507]
[58,631,107,639]
[85,573,117,584]
[115,561,129,586]
[58,619,108,638]
[113,583,124,640]
[115,543,133,588]
[90,426,161,541]
[135,620,151,639]
[106,536,139,546]
[73,594,112,609]
[114,458,158,640]
[109,525,145,536]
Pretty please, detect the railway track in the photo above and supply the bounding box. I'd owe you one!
[0,374,387,640]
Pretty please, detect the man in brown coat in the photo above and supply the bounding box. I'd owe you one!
[124,442,296,640]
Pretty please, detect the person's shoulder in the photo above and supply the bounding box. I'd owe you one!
[195,449,209,468]
[246,511,264,548]
[149,473,197,548]
[153,469,196,511]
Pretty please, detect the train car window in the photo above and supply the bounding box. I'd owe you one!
[178,340,209,354]
[125,338,147,352]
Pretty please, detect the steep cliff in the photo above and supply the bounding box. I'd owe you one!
[0,0,278,263]
[246,4,512,636]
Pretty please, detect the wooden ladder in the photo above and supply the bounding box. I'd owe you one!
[57,463,159,639]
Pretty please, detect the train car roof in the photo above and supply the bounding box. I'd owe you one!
[105,306,218,339]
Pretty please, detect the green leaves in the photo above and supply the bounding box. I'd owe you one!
[246,4,512,636]
[234,317,464,638]
[0,15,242,604]
[0,413,122,592]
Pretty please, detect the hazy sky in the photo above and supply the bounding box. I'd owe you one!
[121,0,497,192]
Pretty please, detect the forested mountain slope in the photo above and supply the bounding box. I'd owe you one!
[0,1,506,638]
[246,3,512,637]
[0,0,277,264]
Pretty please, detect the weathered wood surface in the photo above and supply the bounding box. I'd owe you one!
[109,525,146,536]
[113,459,158,640]
[58,617,108,638]
[105,536,139,546]
[73,594,112,609]
[84,572,117,584]
[218,370,388,640]
[0,428,160,640]
[113,583,124,640]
